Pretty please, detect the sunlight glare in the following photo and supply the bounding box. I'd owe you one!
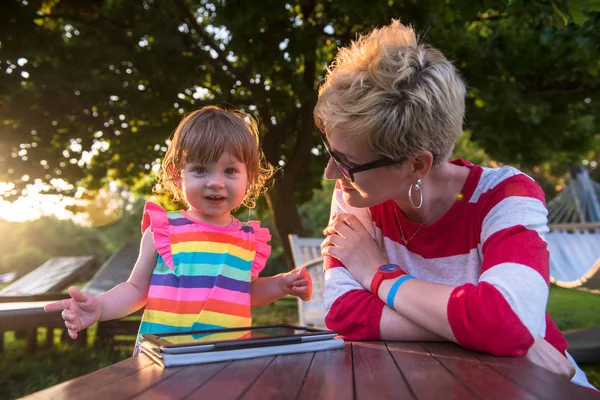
[0,181,81,223]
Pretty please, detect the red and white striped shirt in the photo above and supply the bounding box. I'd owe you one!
[324,159,567,357]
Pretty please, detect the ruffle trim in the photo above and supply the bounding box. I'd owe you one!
[247,221,271,277]
[141,201,175,270]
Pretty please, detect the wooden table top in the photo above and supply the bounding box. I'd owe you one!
[22,341,599,400]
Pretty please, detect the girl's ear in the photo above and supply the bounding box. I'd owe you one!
[170,164,182,188]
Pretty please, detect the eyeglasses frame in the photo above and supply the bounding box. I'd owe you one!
[319,131,400,182]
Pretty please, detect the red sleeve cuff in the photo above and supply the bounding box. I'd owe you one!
[448,283,534,356]
[325,289,384,340]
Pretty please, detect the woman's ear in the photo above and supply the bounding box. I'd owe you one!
[411,151,434,179]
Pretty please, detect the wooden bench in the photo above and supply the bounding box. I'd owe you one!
[0,256,95,296]
[83,242,141,349]
[0,256,96,353]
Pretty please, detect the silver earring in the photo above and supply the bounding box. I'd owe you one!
[408,178,423,209]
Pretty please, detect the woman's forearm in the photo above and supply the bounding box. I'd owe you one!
[379,305,447,341]
[378,278,457,341]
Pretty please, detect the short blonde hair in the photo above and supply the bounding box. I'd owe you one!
[157,106,275,209]
[314,20,466,165]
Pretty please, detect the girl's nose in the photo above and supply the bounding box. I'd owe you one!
[324,158,342,180]
[206,174,225,188]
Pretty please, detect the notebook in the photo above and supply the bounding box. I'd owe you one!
[140,324,344,367]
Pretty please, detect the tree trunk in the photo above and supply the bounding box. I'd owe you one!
[265,179,306,270]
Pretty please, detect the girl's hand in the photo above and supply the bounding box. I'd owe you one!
[321,213,389,288]
[44,286,103,339]
[281,267,312,301]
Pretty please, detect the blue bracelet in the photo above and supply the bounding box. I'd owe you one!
[386,275,415,309]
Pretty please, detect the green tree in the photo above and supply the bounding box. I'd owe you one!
[1,0,598,267]
[0,217,108,277]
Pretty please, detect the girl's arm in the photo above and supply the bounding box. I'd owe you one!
[97,228,157,320]
[250,275,287,307]
[251,268,312,307]
[44,228,158,338]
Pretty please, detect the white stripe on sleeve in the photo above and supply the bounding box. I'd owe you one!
[481,196,549,246]
[323,267,363,312]
[470,166,532,203]
[480,262,548,337]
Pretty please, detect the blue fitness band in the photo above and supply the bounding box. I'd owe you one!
[386,275,415,309]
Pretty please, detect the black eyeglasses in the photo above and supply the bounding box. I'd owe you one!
[319,131,400,182]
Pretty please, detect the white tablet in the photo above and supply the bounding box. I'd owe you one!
[141,324,338,354]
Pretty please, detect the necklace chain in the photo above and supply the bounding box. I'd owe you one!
[394,164,455,246]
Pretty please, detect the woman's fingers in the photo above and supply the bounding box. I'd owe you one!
[323,213,364,236]
[321,242,341,259]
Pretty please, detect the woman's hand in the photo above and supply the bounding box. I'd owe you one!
[321,213,389,288]
[525,337,576,380]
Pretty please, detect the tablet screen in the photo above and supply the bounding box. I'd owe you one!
[157,326,310,345]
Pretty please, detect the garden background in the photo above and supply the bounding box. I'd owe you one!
[1,0,599,397]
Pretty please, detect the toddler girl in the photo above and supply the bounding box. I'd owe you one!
[45,106,312,352]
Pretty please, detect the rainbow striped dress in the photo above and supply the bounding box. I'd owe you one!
[134,201,271,352]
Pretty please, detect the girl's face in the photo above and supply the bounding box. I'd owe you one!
[178,151,248,226]
[323,128,411,208]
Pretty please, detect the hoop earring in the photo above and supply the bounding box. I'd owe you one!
[408,178,423,209]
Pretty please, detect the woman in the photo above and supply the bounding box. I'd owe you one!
[316,20,595,389]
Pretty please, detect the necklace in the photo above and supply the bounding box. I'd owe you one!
[394,164,455,246]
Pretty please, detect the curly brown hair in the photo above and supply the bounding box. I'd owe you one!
[156,106,276,209]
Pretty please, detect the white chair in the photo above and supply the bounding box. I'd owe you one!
[288,234,326,328]
[288,234,323,267]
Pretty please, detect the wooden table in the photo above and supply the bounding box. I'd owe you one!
[22,341,598,399]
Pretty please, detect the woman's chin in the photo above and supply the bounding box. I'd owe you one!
[342,190,372,209]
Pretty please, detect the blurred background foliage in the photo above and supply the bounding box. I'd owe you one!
[1,1,600,397]
[1,0,599,270]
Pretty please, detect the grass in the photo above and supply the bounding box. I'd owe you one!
[0,326,131,400]
[546,285,600,389]
[547,285,600,331]
[251,295,298,325]
[2,289,599,398]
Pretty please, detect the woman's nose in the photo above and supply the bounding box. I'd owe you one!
[324,158,341,180]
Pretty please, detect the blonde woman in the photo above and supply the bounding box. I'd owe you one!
[317,20,595,390]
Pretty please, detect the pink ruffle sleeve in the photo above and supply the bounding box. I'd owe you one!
[141,201,174,270]
[247,221,271,277]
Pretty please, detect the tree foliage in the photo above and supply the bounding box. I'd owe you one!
[0,216,108,277]
[1,0,598,267]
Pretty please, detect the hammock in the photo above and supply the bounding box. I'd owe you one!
[546,168,600,289]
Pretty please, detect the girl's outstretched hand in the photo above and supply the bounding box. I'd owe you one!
[44,286,103,339]
[282,267,313,301]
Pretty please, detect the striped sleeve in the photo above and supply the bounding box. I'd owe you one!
[322,182,384,340]
[448,169,550,356]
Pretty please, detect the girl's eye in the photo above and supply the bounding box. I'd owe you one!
[194,167,207,174]
[225,167,237,174]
